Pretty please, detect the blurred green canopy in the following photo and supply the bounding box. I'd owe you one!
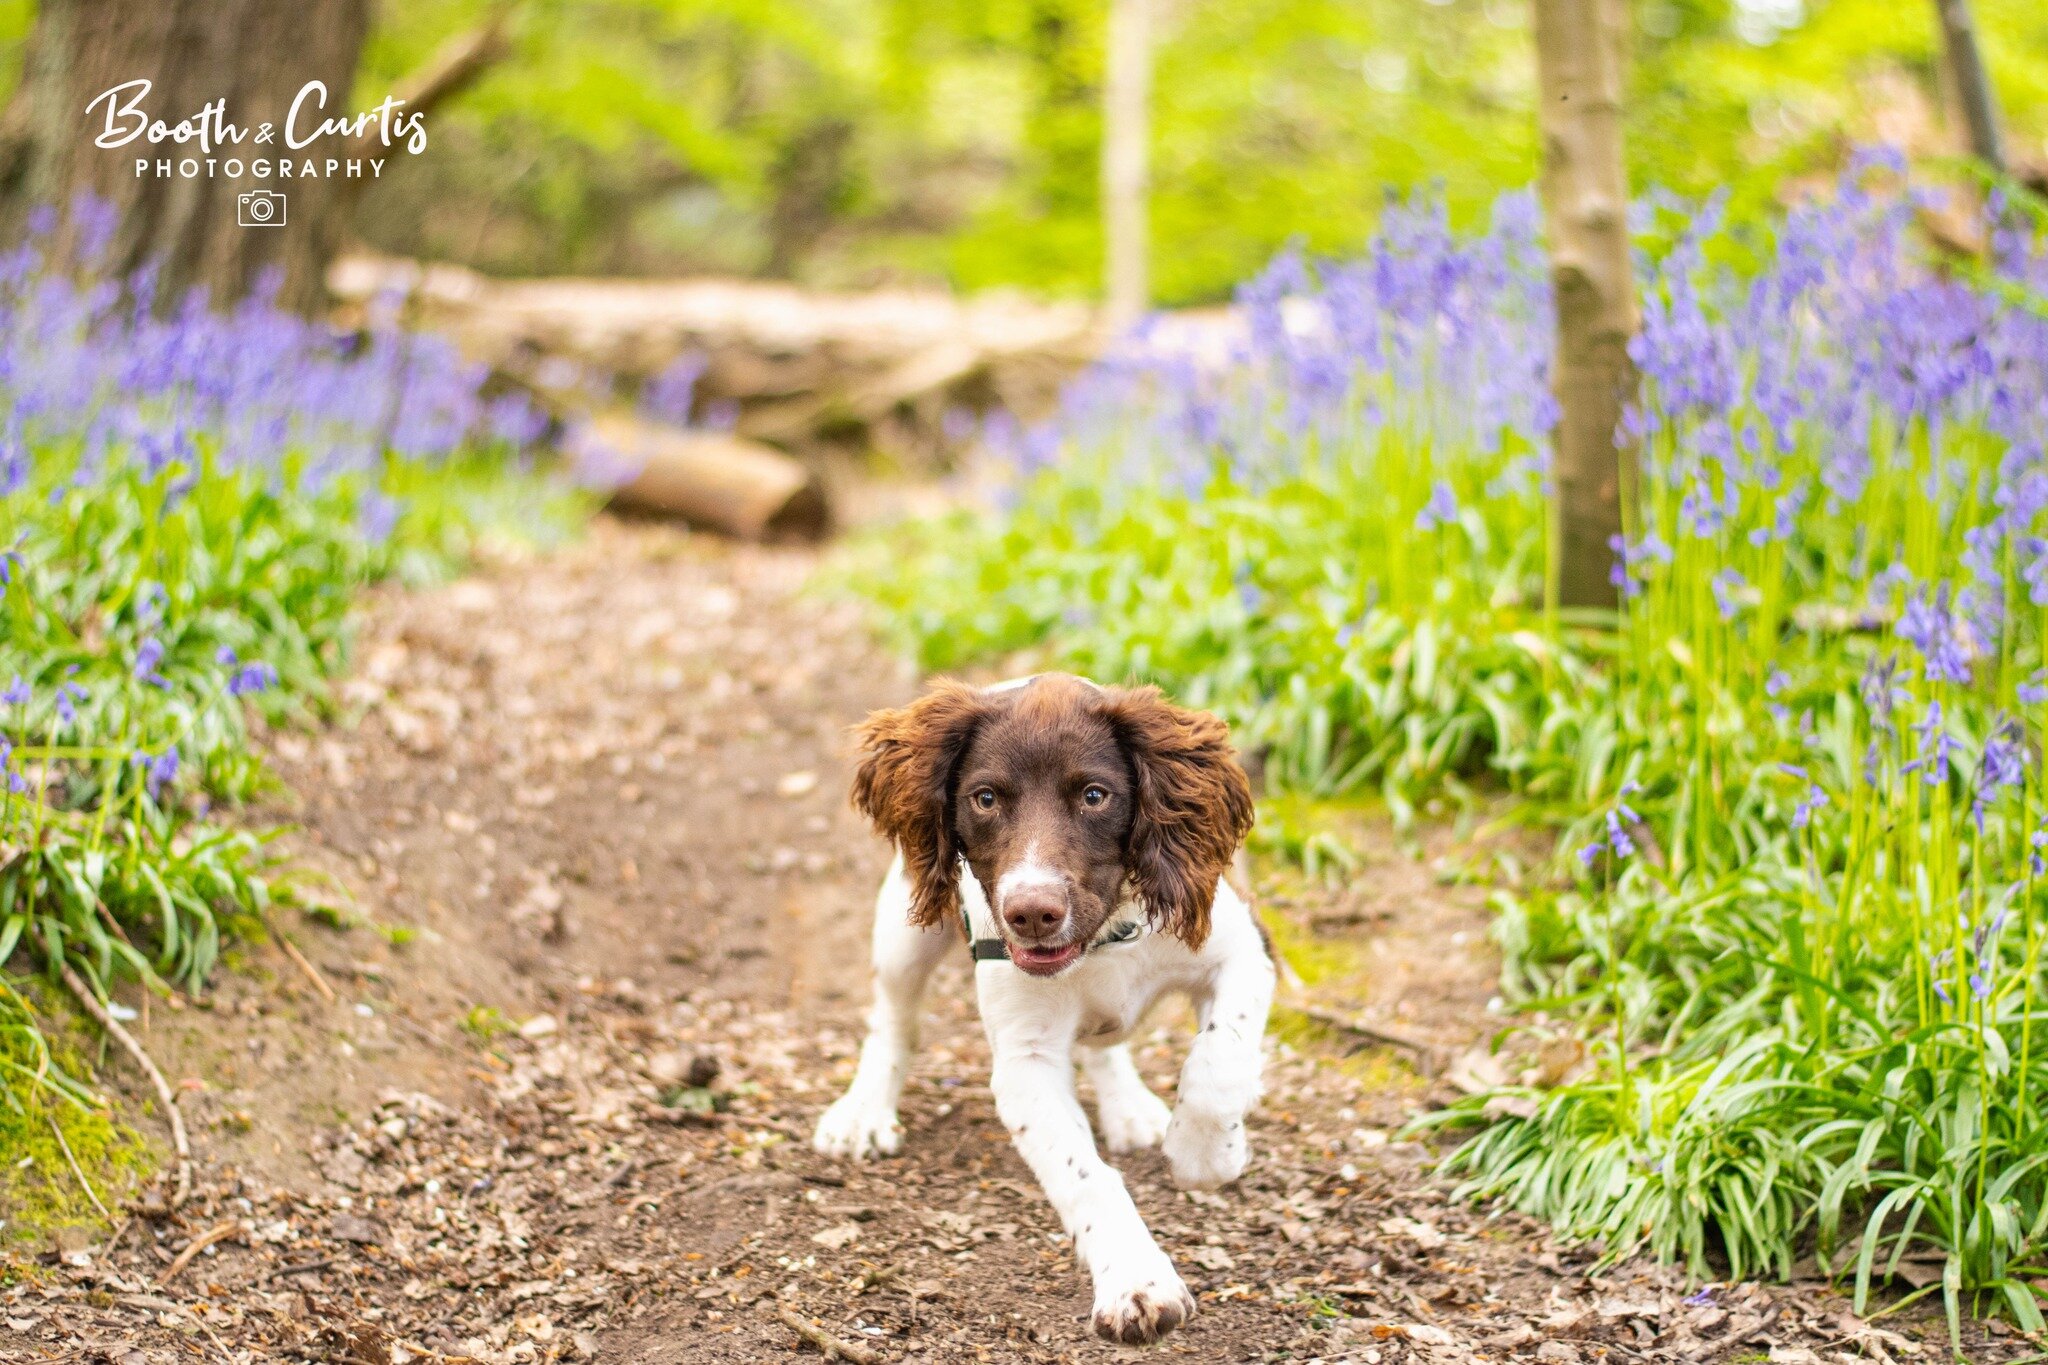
[4,0,2045,303]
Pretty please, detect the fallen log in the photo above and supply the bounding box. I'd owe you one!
[576,412,828,541]
[327,254,1099,462]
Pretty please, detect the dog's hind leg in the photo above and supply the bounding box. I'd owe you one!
[1079,1044,1172,1153]
[814,855,952,1160]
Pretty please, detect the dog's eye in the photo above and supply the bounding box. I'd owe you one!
[1081,785,1109,808]
[971,788,997,812]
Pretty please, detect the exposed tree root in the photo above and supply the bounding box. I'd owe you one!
[59,965,191,1210]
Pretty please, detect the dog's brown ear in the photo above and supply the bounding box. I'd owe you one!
[1098,686,1255,950]
[851,680,992,929]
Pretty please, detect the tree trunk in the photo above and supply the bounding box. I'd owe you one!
[1,0,370,312]
[1533,0,1639,611]
[1932,0,2004,172]
[1101,0,1150,330]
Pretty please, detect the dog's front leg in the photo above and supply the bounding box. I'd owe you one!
[987,1025,1194,1344]
[814,857,951,1159]
[1164,945,1275,1191]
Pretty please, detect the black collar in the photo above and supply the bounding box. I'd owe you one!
[960,901,1145,963]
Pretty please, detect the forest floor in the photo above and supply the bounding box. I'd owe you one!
[0,517,2020,1364]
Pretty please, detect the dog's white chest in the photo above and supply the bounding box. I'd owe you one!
[1067,945,1181,1045]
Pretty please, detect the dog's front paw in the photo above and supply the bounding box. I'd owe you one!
[1096,1085,1173,1154]
[1092,1258,1195,1345]
[812,1090,901,1160]
[1163,1109,1247,1190]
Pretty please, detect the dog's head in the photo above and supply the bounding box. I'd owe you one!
[851,674,1254,975]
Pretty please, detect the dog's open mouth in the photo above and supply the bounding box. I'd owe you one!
[1009,941,1084,976]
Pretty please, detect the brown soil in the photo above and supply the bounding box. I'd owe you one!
[0,518,2022,1363]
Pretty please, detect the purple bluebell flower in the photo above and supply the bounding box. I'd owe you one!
[1604,809,1637,859]
[1905,701,1957,786]
[1710,568,1748,622]
[1766,669,1792,721]
[1793,785,1828,830]
[359,491,401,545]
[53,681,86,727]
[1860,655,1900,732]
[131,745,180,801]
[1608,534,1669,599]
[227,661,279,696]
[1973,718,2025,829]
[1898,587,1972,685]
[1930,947,1954,1005]
[1414,480,1460,531]
[1,676,26,707]
[1615,779,1642,825]
[643,354,708,425]
[133,637,169,689]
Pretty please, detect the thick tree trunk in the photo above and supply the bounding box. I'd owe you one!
[1533,0,1639,611]
[1,0,370,312]
[1101,0,1150,329]
[1932,0,2004,172]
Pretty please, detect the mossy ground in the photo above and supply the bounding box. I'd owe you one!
[0,980,156,1250]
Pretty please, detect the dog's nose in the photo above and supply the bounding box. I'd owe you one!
[1003,888,1066,941]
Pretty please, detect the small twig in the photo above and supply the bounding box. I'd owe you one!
[1286,1003,1457,1077]
[770,1305,880,1364]
[604,1157,642,1188]
[197,1316,235,1360]
[1287,1003,1436,1058]
[275,932,337,1004]
[156,1219,239,1288]
[262,1257,338,1282]
[854,1265,902,1293]
[734,1114,808,1140]
[47,1114,110,1220]
[59,965,190,1208]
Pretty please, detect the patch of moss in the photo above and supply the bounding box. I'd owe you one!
[1268,1006,1423,1091]
[1250,791,1381,882]
[1260,889,1372,989]
[0,980,156,1249]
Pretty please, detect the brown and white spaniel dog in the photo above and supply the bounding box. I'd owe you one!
[814,673,1274,1345]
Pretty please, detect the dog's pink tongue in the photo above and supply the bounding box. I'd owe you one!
[1015,942,1079,972]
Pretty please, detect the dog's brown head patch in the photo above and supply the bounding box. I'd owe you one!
[851,675,1254,966]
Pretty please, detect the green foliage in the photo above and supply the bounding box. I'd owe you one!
[0,439,579,1007]
[0,0,2041,299]
[355,0,2048,302]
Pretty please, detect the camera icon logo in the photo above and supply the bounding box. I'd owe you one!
[237,190,286,227]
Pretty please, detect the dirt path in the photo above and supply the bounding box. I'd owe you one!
[0,520,2000,1363]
